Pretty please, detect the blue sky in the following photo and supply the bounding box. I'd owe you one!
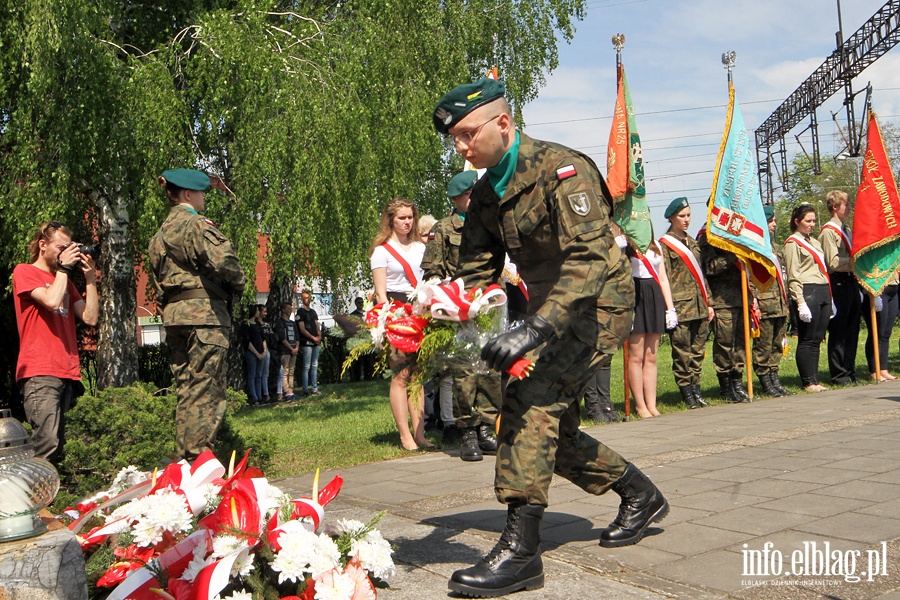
[520,0,900,235]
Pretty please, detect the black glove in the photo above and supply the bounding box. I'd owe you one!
[481,315,554,373]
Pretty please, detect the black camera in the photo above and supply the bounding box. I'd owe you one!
[75,243,101,260]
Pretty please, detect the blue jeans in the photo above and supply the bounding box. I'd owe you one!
[300,345,320,393]
[259,351,271,399]
[244,350,264,402]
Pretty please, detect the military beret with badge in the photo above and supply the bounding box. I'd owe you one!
[664,196,690,219]
[433,78,506,135]
[447,170,478,198]
[763,204,775,221]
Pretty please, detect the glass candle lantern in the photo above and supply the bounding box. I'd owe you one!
[0,409,60,541]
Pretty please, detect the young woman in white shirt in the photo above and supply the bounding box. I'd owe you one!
[370,198,433,451]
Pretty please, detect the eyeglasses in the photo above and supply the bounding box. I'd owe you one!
[449,114,501,145]
[41,221,64,239]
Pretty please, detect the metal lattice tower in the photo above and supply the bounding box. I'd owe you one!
[755,0,900,203]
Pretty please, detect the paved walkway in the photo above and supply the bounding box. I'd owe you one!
[276,383,900,599]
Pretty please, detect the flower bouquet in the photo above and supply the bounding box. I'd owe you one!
[66,451,394,600]
[341,278,534,385]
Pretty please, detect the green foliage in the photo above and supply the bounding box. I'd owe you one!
[58,383,274,498]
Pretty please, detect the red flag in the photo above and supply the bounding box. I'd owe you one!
[852,110,900,295]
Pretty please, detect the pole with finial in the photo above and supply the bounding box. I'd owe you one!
[611,32,630,419]
[612,33,625,66]
[722,50,737,84]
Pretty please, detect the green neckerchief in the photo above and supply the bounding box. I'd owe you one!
[453,209,466,221]
[487,130,520,200]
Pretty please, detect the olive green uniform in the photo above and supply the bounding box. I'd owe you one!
[148,204,246,459]
[456,133,634,507]
[421,210,502,429]
[660,228,709,387]
[751,245,789,376]
[699,231,747,375]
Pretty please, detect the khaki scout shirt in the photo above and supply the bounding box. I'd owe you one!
[660,228,709,322]
[819,216,852,273]
[782,233,829,305]
[148,204,246,327]
[456,133,634,342]
[421,211,464,281]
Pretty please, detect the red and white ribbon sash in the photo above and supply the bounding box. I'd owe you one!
[659,234,708,306]
[381,241,419,288]
[785,233,831,288]
[821,221,853,255]
[634,251,662,289]
[425,278,507,322]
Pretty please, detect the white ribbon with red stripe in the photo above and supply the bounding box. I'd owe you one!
[425,279,507,321]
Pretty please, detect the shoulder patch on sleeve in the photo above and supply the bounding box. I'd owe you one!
[428,231,436,240]
[556,165,577,180]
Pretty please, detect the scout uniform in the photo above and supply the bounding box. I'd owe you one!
[148,168,246,460]
[434,79,668,598]
[699,228,751,402]
[659,197,710,409]
[750,206,792,396]
[421,170,501,461]
[820,215,861,384]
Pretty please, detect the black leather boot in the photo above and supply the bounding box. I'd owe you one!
[478,423,498,455]
[680,385,701,409]
[599,463,670,548]
[730,373,751,402]
[759,372,782,397]
[460,427,483,462]
[771,372,795,396]
[691,384,708,407]
[717,373,736,402]
[449,503,545,597]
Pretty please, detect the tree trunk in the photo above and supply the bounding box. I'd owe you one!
[96,192,139,389]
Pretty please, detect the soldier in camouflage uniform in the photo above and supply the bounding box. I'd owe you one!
[659,197,713,409]
[148,169,246,461]
[421,170,501,462]
[434,78,668,598]
[699,226,754,402]
[751,206,793,397]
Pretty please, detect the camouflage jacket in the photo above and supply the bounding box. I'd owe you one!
[456,133,634,343]
[659,228,709,322]
[751,244,789,318]
[148,204,246,327]
[699,230,748,309]
[421,210,464,281]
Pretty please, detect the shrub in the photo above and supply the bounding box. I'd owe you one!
[57,383,275,499]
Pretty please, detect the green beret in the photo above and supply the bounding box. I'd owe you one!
[764,205,775,221]
[161,168,211,192]
[433,78,506,134]
[447,171,478,198]
[664,197,690,219]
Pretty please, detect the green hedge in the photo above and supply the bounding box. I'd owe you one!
[57,383,275,501]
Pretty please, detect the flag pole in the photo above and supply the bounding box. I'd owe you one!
[871,293,882,381]
[612,33,631,419]
[721,50,754,399]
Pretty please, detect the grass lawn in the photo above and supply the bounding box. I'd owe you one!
[233,322,898,478]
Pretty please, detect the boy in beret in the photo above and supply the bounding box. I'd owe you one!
[422,170,501,461]
[148,168,246,460]
[658,197,713,409]
[434,79,667,597]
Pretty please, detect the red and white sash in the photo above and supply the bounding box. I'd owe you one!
[785,233,831,288]
[634,250,662,289]
[772,254,787,301]
[659,234,708,306]
[820,221,853,255]
[381,242,419,288]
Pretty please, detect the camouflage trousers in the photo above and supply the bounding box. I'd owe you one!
[496,308,631,507]
[166,325,229,460]
[752,316,787,375]
[451,364,502,429]
[711,306,746,374]
[669,317,708,387]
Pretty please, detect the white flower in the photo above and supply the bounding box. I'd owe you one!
[313,570,356,600]
[211,534,246,558]
[270,524,341,583]
[180,543,212,583]
[350,530,395,581]
[106,489,193,547]
[199,483,223,514]
[331,519,366,536]
[217,592,253,600]
[106,465,148,496]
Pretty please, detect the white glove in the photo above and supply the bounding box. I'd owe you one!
[665,309,678,330]
[875,296,884,312]
[797,302,813,323]
[615,235,628,250]
[860,290,865,303]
